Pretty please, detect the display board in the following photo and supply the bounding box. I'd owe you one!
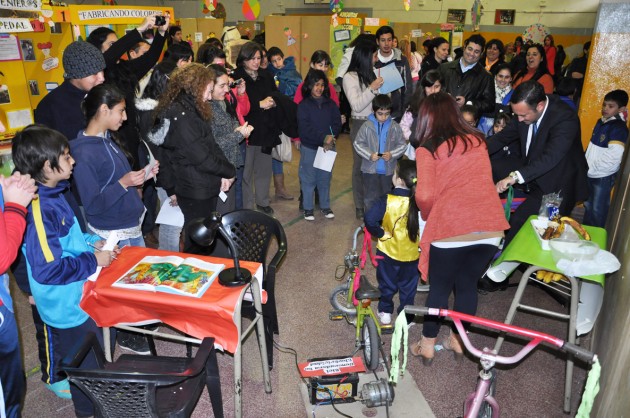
[329,15,362,81]
[298,16,330,79]
[265,15,302,73]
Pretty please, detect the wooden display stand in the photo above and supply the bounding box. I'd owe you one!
[265,15,330,79]
[179,18,225,54]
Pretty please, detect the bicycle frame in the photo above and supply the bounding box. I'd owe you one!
[405,306,597,418]
[331,227,388,371]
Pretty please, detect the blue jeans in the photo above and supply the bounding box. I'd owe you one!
[272,157,283,175]
[583,174,616,227]
[0,303,24,418]
[299,146,332,211]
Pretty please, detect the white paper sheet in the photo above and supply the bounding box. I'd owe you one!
[7,109,33,129]
[374,64,404,95]
[87,231,120,282]
[313,147,337,172]
[142,141,157,181]
[155,200,185,227]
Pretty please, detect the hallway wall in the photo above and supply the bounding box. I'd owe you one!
[591,4,630,415]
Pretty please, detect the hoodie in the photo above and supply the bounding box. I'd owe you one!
[353,113,407,175]
[71,131,145,230]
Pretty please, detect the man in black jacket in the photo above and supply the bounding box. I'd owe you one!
[480,80,588,291]
[439,34,495,116]
[373,26,412,122]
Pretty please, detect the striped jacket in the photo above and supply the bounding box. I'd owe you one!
[22,181,100,329]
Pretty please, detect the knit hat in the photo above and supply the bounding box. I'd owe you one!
[62,41,106,80]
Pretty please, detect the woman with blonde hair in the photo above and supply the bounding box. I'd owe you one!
[155,63,235,254]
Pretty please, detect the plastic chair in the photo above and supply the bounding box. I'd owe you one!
[216,209,287,369]
[62,332,223,418]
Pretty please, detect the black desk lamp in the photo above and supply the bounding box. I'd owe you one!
[188,212,252,286]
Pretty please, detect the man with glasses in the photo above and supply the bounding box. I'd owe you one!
[439,34,495,116]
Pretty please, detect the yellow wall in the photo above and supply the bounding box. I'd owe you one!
[579,32,630,149]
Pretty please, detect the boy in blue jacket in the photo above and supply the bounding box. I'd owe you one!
[583,89,629,227]
[353,95,407,212]
[267,46,303,99]
[12,125,117,418]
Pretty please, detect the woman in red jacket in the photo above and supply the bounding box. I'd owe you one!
[409,92,509,365]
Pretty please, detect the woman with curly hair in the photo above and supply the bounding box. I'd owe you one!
[155,63,235,254]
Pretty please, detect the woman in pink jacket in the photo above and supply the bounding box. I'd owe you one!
[409,92,509,365]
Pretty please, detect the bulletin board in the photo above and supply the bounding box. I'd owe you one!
[329,15,362,81]
[0,3,72,138]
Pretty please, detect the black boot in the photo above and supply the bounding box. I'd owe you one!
[477,275,508,293]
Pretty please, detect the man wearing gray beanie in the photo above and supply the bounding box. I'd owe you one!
[34,41,105,141]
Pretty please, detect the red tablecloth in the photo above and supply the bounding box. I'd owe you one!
[80,246,262,353]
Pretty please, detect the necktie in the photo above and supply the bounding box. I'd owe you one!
[532,122,538,138]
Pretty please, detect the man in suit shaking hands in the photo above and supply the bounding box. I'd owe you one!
[489,80,588,248]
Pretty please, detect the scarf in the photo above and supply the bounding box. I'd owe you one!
[495,80,512,104]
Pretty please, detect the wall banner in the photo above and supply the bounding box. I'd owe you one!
[0,0,41,12]
[0,18,33,32]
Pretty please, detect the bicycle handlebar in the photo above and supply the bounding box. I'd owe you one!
[405,306,597,364]
[562,342,597,363]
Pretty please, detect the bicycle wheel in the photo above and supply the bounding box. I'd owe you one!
[330,283,355,316]
[362,316,380,371]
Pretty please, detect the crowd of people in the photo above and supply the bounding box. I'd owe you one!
[1,16,626,417]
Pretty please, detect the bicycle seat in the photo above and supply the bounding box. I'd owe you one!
[355,275,381,300]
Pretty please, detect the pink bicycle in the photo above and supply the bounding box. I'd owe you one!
[404,306,597,418]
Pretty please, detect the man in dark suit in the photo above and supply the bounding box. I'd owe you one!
[481,80,588,291]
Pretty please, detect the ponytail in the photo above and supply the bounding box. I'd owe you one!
[397,160,420,241]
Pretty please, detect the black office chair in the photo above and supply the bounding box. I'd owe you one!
[62,332,223,418]
[214,209,287,369]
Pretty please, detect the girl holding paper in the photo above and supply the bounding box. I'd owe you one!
[297,70,342,221]
[71,84,158,248]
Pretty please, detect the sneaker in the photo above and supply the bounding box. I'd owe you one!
[45,379,72,399]
[377,311,392,325]
[304,210,315,221]
[417,284,430,292]
[117,331,151,355]
[321,208,335,219]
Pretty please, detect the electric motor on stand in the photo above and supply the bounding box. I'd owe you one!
[361,378,395,407]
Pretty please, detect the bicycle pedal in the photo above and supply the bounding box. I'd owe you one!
[329,310,344,320]
[380,325,394,335]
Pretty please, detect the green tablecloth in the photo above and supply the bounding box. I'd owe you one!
[493,215,607,285]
